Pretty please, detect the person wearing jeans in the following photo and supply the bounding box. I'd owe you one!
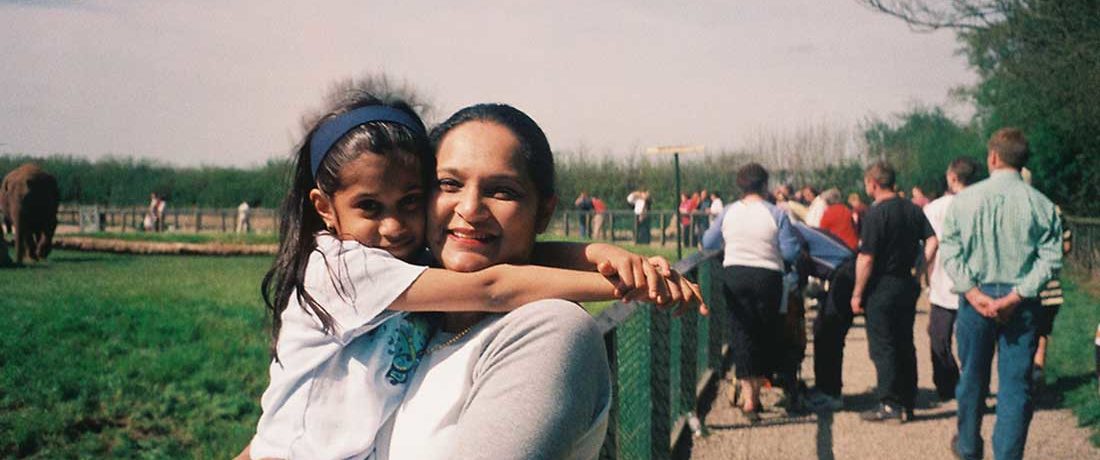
[955,284,1042,459]
[941,128,1062,460]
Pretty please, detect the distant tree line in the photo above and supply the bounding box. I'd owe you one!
[0,155,291,208]
[0,106,1064,215]
[0,151,866,211]
[0,111,1082,215]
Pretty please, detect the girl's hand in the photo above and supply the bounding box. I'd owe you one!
[655,265,707,317]
[633,256,706,316]
[589,244,670,302]
[596,257,669,305]
[597,257,708,316]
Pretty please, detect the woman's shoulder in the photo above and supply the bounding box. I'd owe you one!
[480,300,602,349]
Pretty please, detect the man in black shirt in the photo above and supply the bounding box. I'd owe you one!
[851,161,938,423]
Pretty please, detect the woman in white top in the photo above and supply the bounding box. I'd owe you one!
[702,163,801,419]
[375,104,701,459]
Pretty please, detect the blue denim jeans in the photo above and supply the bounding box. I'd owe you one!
[954,284,1040,460]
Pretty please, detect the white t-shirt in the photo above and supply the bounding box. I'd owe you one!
[627,192,647,215]
[250,233,429,460]
[721,200,785,272]
[376,301,610,460]
[708,198,724,222]
[924,194,958,309]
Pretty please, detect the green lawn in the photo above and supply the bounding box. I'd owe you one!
[1046,270,1100,445]
[0,251,272,458]
[0,241,681,457]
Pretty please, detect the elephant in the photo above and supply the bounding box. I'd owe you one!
[0,163,60,264]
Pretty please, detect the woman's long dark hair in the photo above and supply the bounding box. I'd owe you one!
[262,90,431,360]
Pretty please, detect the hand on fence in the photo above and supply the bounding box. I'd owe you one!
[597,258,708,317]
[597,258,668,304]
[591,247,669,301]
[661,269,707,317]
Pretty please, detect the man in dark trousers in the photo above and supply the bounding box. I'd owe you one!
[851,161,937,423]
[923,157,981,402]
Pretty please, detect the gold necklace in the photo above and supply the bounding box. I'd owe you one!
[427,324,475,354]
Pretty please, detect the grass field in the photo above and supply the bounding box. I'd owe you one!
[1047,272,1100,445]
[0,250,272,458]
[0,239,688,457]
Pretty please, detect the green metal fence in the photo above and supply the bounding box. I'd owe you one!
[1067,215,1100,277]
[594,249,729,459]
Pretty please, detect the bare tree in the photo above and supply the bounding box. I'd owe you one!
[740,120,864,172]
[856,0,1011,31]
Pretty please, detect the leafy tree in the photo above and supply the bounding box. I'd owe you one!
[860,0,1100,213]
[863,107,987,196]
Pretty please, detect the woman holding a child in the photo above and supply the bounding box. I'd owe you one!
[239,91,702,459]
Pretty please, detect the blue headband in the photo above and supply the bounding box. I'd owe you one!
[309,106,427,178]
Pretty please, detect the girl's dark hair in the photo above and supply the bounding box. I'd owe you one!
[429,103,556,204]
[261,92,431,360]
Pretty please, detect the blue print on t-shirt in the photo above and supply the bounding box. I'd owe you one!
[385,316,431,385]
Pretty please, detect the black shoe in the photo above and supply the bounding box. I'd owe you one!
[859,403,911,424]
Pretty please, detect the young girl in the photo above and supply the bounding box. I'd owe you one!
[247,92,691,460]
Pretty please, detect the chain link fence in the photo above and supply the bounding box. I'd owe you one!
[1066,215,1100,277]
[595,250,729,459]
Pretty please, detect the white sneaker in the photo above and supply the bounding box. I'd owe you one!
[806,391,843,411]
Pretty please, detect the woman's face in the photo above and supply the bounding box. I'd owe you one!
[428,121,552,273]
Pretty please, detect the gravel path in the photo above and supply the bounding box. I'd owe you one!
[690,293,1098,460]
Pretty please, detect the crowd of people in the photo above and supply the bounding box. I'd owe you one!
[692,128,1065,460]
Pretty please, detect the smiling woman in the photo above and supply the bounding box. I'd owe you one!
[430,119,555,273]
[376,104,611,459]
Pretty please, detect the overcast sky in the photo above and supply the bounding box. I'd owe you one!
[0,0,974,167]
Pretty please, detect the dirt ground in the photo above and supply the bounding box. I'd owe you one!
[690,293,1099,460]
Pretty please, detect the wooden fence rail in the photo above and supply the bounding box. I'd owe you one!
[56,205,280,234]
[55,205,719,246]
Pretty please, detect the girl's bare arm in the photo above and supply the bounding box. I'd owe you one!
[387,264,619,313]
